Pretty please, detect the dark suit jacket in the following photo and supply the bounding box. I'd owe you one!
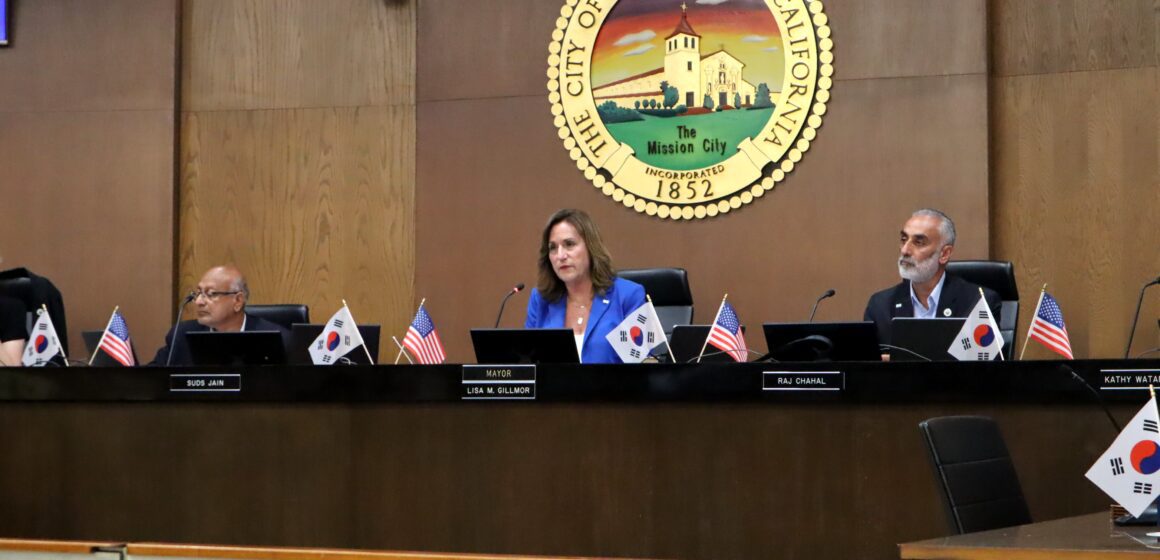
[148,314,291,366]
[863,272,1002,346]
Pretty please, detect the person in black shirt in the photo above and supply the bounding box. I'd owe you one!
[0,295,27,366]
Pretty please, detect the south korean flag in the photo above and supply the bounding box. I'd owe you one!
[605,300,666,363]
[22,308,63,367]
[1086,396,1160,518]
[308,305,365,366]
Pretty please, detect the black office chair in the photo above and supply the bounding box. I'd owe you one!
[919,416,1031,535]
[946,260,1018,358]
[246,304,309,330]
[0,267,69,354]
[617,268,693,336]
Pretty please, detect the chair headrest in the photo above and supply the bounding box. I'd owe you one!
[945,260,1019,300]
[617,268,693,306]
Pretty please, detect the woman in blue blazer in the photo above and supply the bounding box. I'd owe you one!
[524,209,646,364]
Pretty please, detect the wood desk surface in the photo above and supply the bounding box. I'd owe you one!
[900,512,1160,559]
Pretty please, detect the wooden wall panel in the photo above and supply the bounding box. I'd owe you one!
[0,112,176,357]
[183,0,414,110]
[0,0,177,355]
[991,67,1160,359]
[0,0,177,112]
[180,0,417,359]
[827,0,987,80]
[416,0,989,362]
[179,107,415,351]
[990,0,1160,358]
[991,0,1157,77]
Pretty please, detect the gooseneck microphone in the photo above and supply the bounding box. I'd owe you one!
[164,292,196,367]
[808,289,836,323]
[1124,276,1160,359]
[494,283,526,328]
[1060,363,1121,434]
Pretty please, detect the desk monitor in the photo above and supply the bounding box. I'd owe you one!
[762,321,880,362]
[82,330,139,367]
[185,330,287,366]
[287,323,381,365]
[471,328,579,364]
[889,318,967,361]
[668,325,745,363]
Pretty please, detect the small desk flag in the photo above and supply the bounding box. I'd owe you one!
[309,305,365,365]
[947,296,1004,361]
[1085,396,1160,518]
[606,300,666,363]
[1027,292,1074,359]
[96,309,135,366]
[707,299,747,362]
[22,308,62,367]
[403,304,446,365]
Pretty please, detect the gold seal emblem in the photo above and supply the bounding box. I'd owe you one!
[548,0,832,220]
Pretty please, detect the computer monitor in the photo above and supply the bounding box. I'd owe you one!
[287,323,381,365]
[82,330,139,367]
[762,321,880,362]
[185,330,287,366]
[470,328,579,364]
[889,318,967,361]
[668,325,746,363]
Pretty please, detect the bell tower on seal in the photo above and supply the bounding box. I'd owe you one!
[663,3,702,108]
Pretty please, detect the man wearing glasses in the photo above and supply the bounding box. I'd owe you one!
[148,265,289,365]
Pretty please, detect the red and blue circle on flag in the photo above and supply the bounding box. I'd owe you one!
[972,325,995,347]
[326,331,341,351]
[1131,440,1160,475]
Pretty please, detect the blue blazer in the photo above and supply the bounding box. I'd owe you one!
[524,277,647,364]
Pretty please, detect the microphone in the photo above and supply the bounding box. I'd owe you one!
[1060,363,1121,434]
[164,292,195,367]
[1124,276,1160,359]
[808,289,836,322]
[494,283,526,328]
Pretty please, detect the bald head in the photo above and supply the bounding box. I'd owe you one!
[194,265,249,330]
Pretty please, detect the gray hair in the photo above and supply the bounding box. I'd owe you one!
[229,275,250,300]
[911,208,956,247]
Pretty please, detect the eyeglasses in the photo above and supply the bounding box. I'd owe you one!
[190,289,241,301]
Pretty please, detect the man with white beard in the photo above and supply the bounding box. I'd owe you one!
[863,208,1001,355]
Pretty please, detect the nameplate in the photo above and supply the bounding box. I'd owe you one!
[169,373,241,393]
[1099,369,1160,392]
[462,365,536,400]
[762,370,844,392]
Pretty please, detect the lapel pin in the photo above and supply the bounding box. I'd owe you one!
[894,303,902,308]
[943,308,952,317]
[603,299,610,305]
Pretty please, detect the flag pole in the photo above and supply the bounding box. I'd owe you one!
[44,305,70,367]
[1019,284,1047,361]
[979,288,1005,361]
[697,294,727,363]
[343,299,376,365]
[391,336,414,364]
[87,306,118,366]
[648,295,676,363]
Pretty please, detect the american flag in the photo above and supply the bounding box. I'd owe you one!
[1028,292,1073,359]
[403,304,446,364]
[99,310,136,366]
[707,300,747,362]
